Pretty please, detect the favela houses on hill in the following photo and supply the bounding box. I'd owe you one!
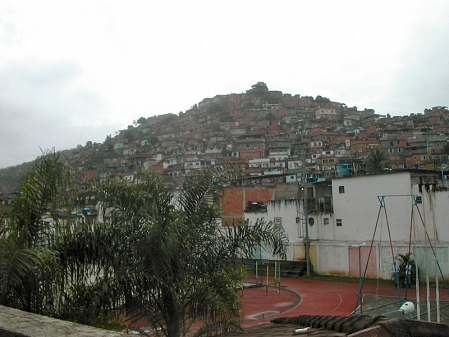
[1,83,449,336]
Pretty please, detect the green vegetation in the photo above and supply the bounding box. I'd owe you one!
[0,161,35,193]
[394,253,415,287]
[364,146,392,174]
[262,112,276,122]
[443,143,449,155]
[206,103,223,114]
[147,135,160,145]
[247,82,269,97]
[160,113,178,125]
[219,114,235,122]
[314,95,331,103]
[137,117,147,125]
[0,154,287,337]
[119,128,136,142]
[0,150,73,314]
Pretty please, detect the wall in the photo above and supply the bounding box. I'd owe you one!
[257,171,449,279]
[331,172,413,243]
[318,173,449,279]
[316,243,349,275]
[0,305,126,337]
[222,172,449,280]
[221,188,245,225]
[222,187,273,226]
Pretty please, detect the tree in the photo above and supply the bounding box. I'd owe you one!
[161,114,178,125]
[0,163,286,336]
[56,166,287,336]
[314,95,331,103]
[1,155,287,336]
[0,150,73,314]
[364,146,391,173]
[148,135,160,146]
[443,142,449,155]
[247,82,269,97]
[262,112,276,123]
[120,128,136,142]
[206,103,223,114]
[137,117,147,125]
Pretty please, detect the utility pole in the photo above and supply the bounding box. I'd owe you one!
[293,119,310,277]
[301,139,311,277]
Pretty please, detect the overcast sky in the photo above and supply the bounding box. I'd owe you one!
[1,1,448,169]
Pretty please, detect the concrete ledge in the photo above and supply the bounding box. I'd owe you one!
[0,305,127,337]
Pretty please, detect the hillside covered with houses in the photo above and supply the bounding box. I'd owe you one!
[1,82,449,194]
[2,83,449,280]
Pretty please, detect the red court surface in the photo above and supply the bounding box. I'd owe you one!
[241,278,449,328]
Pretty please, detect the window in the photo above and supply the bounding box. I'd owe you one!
[274,217,282,228]
[336,219,343,226]
[339,186,345,194]
[324,218,329,225]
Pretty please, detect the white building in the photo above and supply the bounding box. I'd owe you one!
[244,170,449,280]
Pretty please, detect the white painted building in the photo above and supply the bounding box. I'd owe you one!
[244,170,449,280]
[323,171,449,279]
[248,158,270,168]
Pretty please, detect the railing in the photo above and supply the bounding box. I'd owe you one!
[306,196,333,213]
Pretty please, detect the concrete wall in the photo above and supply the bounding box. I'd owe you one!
[0,305,127,337]
[245,199,303,262]
[248,172,449,280]
[332,172,413,243]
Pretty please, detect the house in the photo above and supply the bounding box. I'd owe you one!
[239,148,265,161]
[183,157,212,176]
[315,107,340,121]
[233,170,449,280]
[235,138,265,151]
[380,136,407,168]
[349,138,380,157]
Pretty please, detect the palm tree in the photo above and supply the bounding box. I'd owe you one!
[0,150,73,314]
[1,159,287,336]
[364,146,391,174]
[57,166,287,336]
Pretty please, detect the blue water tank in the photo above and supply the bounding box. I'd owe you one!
[337,164,351,177]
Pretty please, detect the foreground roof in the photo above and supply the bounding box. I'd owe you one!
[225,314,449,337]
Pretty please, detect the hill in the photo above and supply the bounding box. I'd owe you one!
[1,82,448,193]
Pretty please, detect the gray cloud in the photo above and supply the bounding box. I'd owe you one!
[378,20,449,115]
[1,1,448,169]
[0,60,121,168]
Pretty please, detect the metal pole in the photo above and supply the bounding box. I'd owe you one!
[302,141,311,277]
[352,243,366,314]
[266,264,269,296]
[359,245,363,314]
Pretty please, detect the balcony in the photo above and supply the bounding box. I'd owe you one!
[306,196,333,214]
